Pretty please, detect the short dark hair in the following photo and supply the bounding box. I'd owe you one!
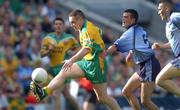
[69,9,85,19]
[124,9,139,23]
[159,0,173,4]
[159,0,174,11]
[53,17,64,24]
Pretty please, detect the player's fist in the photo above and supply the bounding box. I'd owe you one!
[152,43,161,50]
[48,42,56,51]
[126,50,133,63]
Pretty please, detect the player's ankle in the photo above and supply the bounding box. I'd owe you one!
[43,86,52,96]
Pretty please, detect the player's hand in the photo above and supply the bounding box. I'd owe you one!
[152,43,161,50]
[62,59,73,71]
[48,42,56,51]
[126,50,133,63]
[99,50,107,58]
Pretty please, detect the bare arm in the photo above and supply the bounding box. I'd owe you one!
[107,45,117,54]
[67,47,81,57]
[62,48,90,69]
[152,42,171,50]
[40,48,50,57]
[69,48,90,63]
[126,50,133,63]
[40,43,55,57]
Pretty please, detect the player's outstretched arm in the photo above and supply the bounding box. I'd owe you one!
[126,50,133,63]
[62,48,90,70]
[107,45,117,54]
[152,42,170,50]
[40,42,55,57]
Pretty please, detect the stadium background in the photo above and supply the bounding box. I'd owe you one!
[0,0,180,110]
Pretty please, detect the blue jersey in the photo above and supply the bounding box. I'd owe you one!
[166,12,180,57]
[114,25,154,64]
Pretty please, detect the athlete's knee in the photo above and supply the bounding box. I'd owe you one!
[122,88,131,98]
[96,95,103,102]
[97,97,103,103]
[57,70,70,80]
[96,94,107,103]
[155,76,163,86]
[141,97,151,107]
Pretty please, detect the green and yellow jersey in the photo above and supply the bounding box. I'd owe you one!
[79,20,105,60]
[41,32,78,67]
[0,55,19,78]
[76,20,107,83]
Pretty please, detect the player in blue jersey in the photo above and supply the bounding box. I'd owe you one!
[107,9,160,110]
[152,0,180,96]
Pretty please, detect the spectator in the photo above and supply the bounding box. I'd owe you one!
[17,54,33,95]
[0,45,19,78]
[102,26,114,48]
[172,0,180,11]
[41,0,60,22]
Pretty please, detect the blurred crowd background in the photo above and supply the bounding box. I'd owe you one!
[0,0,179,110]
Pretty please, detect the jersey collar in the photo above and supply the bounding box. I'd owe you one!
[81,19,87,32]
[127,23,137,29]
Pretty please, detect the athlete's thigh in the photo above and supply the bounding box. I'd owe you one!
[156,63,180,81]
[123,72,141,92]
[141,82,155,101]
[92,83,108,99]
[57,63,85,79]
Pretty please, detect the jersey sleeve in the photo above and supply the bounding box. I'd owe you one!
[171,13,180,28]
[82,32,94,52]
[41,38,48,50]
[114,35,133,53]
[41,37,54,50]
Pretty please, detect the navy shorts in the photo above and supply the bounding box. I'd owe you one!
[137,56,161,82]
[170,55,180,69]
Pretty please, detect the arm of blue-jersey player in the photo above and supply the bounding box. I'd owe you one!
[107,45,117,54]
[171,13,180,28]
[152,42,170,50]
[126,50,133,63]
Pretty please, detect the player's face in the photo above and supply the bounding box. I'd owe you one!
[69,16,83,31]
[54,20,64,33]
[158,3,169,21]
[122,12,135,28]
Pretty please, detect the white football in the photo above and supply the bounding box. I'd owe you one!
[31,68,48,84]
